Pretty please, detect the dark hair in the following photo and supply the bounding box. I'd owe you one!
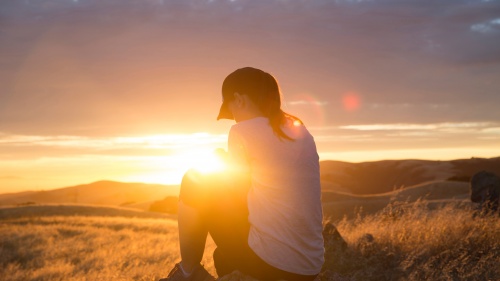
[222,67,303,141]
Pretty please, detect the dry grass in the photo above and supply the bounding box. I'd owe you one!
[321,201,500,281]
[0,206,216,281]
[0,203,498,281]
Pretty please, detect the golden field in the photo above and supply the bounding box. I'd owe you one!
[1,157,499,280]
[0,201,498,281]
[0,205,216,281]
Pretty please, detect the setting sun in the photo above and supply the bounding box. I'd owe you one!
[189,149,228,174]
[119,147,228,187]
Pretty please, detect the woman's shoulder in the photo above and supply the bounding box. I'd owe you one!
[231,117,315,145]
[231,117,269,131]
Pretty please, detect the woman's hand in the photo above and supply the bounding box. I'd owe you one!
[214,148,229,163]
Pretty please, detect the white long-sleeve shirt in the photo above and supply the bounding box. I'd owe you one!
[228,117,324,275]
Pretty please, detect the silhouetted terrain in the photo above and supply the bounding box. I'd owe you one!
[320,157,500,194]
[1,157,498,214]
[0,180,179,210]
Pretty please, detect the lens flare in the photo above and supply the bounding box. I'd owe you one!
[342,92,361,111]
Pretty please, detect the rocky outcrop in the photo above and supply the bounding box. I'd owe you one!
[323,223,348,252]
[217,223,348,281]
[470,171,500,215]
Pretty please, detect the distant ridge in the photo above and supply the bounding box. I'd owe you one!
[0,204,174,220]
[1,157,499,209]
[321,180,472,221]
[320,156,500,194]
[322,180,470,204]
[0,180,179,210]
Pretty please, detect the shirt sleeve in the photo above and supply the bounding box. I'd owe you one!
[228,127,250,173]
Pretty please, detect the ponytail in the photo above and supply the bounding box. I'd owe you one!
[259,74,303,141]
[268,109,303,141]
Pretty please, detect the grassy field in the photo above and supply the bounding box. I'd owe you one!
[0,205,217,281]
[0,203,498,281]
[322,201,499,281]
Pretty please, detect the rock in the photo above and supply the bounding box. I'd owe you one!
[470,171,500,215]
[359,233,374,243]
[217,224,348,281]
[357,233,376,257]
[217,270,259,281]
[323,223,347,251]
[217,269,351,281]
[316,270,353,281]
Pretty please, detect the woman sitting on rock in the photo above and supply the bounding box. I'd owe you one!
[160,67,324,281]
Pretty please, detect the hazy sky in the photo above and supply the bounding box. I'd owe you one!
[1,0,500,191]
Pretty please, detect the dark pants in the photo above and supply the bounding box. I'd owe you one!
[179,169,318,281]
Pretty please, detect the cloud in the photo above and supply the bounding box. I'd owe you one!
[0,175,23,180]
[0,132,228,162]
[287,100,329,106]
[0,133,227,150]
[310,121,500,161]
[368,103,452,110]
[482,127,500,134]
[470,18,500,34]
[310,121,500,146]
[339,122,495,131]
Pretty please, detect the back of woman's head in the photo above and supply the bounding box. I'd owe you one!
[222,67,302,141]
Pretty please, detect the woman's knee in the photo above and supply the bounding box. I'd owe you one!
[179,169,207,208]
[179,168,235,208]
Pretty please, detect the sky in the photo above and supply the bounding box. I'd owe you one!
[1,0,500,192]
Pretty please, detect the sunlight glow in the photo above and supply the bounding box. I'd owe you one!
[189,149,227,174]
[0,132,230,190]
[124,148,228,185]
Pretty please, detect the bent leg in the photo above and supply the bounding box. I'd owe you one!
[202,176,250,277]
[178,168,252,277]
[206,188,249,277]
[177,170,212,273]
[178,201,208,273]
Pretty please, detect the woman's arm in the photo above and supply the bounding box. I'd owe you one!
[227,129,251,193]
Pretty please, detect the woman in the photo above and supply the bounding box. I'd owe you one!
[161,67,324,281]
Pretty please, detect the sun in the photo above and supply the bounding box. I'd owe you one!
[190,149,228,174]
[118,148,229,186]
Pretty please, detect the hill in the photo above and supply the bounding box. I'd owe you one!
[319,156,500,194]
[0,204,175,220]
[321,180,472,221]
[0,180,179,211]
[1,156,498,214]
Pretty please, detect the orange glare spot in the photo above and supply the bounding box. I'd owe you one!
[293,120,302,126]
[342,92,361,111]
